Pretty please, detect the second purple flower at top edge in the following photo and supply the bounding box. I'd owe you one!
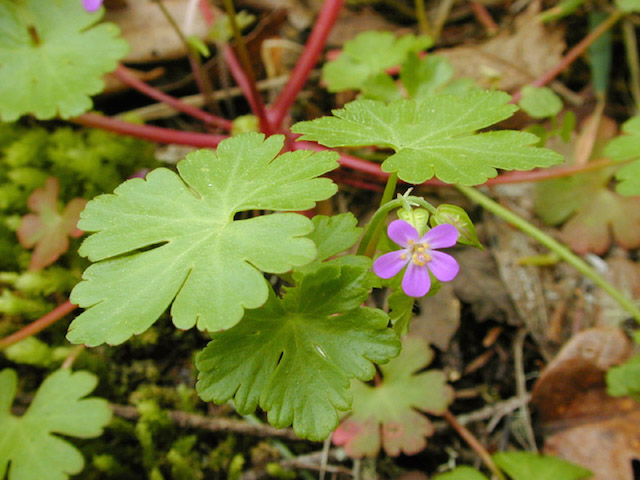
[373,219,460,298]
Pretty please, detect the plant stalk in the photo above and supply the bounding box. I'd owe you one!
[457,185,640,322]
[0,301,78,351]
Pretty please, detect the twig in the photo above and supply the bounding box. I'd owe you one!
[623,18,640,111]
[113,65,232,130]
[0,301,77,351]
[415,0,433,37]
[511,10,624,103]
[72,113,228,148]
[513,329,538,452]
[444,410,507,480]
[269,0,345,127]
[110,404,303,440]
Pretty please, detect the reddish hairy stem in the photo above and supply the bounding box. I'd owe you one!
[511,10,624,103]
[470,1,498,35]
[73,113,228,148]
[113,65,232,131]
[269,0,345,127]
[222,45,272,134]
[0,301,78,351]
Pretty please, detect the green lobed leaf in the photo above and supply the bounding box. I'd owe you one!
[518,86,563,119]
[196,263,400,440]
[616,0,640,12]
[401,53,453,99]
[492,452,592,480]
[292,91,563,185]
[67,133,338,346]
[306,213,362,263]
[0,0,129,121]
[433,466,489,480]
[606,354,640,398]
[0,368,112,480]
[333,336,453,456]
[604,116,640,196]
[322,31,433,92]
[388,290,415,336]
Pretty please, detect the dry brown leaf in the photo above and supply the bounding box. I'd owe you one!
[105,0,210,63]
[531,327,639,480]
[438,4,565,91]
[409,282,461,352]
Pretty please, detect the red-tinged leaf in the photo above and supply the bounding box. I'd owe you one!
[17,177,87,270]
[333,336,453,457]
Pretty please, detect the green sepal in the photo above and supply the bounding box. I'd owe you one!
[430,204,483,249]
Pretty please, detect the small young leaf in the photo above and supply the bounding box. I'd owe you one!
[388,290,414,336]
[606,354,640,398]
[430,204,483,249]
[307,213,362,263]
[0,0,129,121]
[333,336,453,456]
[433,466,489,480]
[17,177,87,271]
[615,0,640,12]
[322,32,433,92]
[196,263,400,441]
[67,133,338,346]
[292,91,562,185]
[604,116,640,196]
[361,73,403,102]
[518,86,563,119]
[0,368,112,480]
[400,53,458,99]
[492,451,592,480]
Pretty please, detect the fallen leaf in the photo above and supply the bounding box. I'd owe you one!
[410,282,461,352]
[17,178,87,271]
[531,327,640,480]
[105,0,210,63]
[438,3,565,91]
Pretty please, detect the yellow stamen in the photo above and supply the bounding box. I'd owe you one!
[407,239,414,245]
[400,253,407,260]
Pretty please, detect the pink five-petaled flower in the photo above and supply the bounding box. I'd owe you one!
[83,0,103,12]
[373,220,460,298]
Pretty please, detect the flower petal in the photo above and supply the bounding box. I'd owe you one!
[373,250,409,279]
[421,224,459,249]
[388,220,419,247]
[83,0,103,11]
[402,262,431,297]
[428,250,459,282]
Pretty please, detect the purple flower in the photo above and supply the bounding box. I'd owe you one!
[83,0,103,12]
[373,220,459,298]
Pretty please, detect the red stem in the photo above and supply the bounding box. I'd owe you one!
[470,1,498,35]
[0,301,78,351]
[268,0,346,128]
[113,64,232,131]
[511,10,623,103]
[73,113,228,148]
[222,45,272,134]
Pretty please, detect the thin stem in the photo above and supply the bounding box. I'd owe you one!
[72,113,228,148]
[364,173,398,258]
[113,65,232,130]
[470,1,498,35]
[414,0,432,36]
[0,301,78,351]
[222,0,271,133]
[511,10,624,103]
[623,19,640,111]
[457,185,640,322]
[443,410,507,480]
[269,0,345,128]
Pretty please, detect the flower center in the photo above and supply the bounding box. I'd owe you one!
[410,242,431,266]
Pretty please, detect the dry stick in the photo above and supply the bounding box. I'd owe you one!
[415,0,432,37]
[269,0,345,128]
[72,113,228,148]
[513,329,538,452]
[110,404,302,440]
[0,300,77,351]
[222,0,271,134]
[444,410,507,480]
[511,10,624,103]
[113,65,232,131]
